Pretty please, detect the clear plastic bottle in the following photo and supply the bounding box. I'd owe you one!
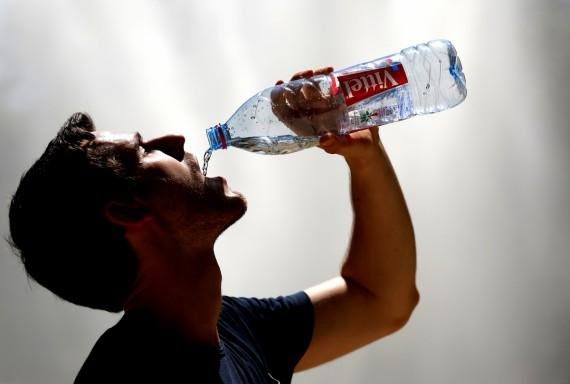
[206,39,466,155]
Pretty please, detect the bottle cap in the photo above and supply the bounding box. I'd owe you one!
[206,123,230,150]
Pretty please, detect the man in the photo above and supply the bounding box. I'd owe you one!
[9,68,419,383]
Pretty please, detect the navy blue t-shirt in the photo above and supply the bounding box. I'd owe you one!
[74,291,314,383]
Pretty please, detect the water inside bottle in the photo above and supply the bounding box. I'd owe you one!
[228,135,320,155]
[202,135,320,175]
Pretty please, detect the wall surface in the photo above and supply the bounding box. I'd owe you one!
[1,0,569,383]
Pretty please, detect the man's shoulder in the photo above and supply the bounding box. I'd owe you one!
[218,292,314,382]
[74,314,221,383]
[74,322,126,383]
[218,292,313,346]
[221,291,312,317]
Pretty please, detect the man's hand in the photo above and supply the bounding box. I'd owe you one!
[273,67,381,164]
[271,67,346,137]
[318,126,381,167]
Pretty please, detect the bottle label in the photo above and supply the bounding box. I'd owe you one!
[336,63,408,107]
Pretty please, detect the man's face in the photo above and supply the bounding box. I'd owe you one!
[94,131,247,234]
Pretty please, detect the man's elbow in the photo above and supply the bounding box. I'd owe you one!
[394,287,420,328]
[376,287,420,333]
[393,287,420,330]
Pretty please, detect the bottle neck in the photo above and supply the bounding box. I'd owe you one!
[206,123,230,151]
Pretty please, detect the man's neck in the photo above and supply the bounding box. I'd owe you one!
[124,226,223,347]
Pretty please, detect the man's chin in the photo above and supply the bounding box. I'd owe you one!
[217,184,247,217]
[203,176,247,229]
[207,177,246,207]
[227,192,247,220]
[218,195,247,233]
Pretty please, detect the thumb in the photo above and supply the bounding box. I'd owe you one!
[318,133,347,155]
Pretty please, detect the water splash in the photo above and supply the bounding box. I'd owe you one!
[202,148,213,176]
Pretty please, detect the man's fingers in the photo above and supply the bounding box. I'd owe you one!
[299,82,329,110]
[314,66,334,76]
[290,67,334,81]
[318,133,343,153]
[290,69,314,81]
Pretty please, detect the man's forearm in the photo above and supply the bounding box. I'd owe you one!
[340,138,419,317]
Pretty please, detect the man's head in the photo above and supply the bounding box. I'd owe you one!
[9,113,246,312]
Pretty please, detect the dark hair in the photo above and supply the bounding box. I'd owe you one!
[9,112,141,312]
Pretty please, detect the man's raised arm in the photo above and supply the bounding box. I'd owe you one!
[296,126,419,371]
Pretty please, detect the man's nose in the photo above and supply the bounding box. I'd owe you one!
[144,134,186,160]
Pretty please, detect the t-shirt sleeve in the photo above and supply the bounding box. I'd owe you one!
[222,291,314,380]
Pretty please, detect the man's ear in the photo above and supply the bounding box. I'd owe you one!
[104,200,150,228]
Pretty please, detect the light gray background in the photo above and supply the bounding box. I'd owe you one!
[1,1,569,383]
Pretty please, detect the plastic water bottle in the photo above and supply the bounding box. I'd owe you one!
[205,39,466,157]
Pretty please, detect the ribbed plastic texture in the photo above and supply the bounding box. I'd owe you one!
[206,39,466,155]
